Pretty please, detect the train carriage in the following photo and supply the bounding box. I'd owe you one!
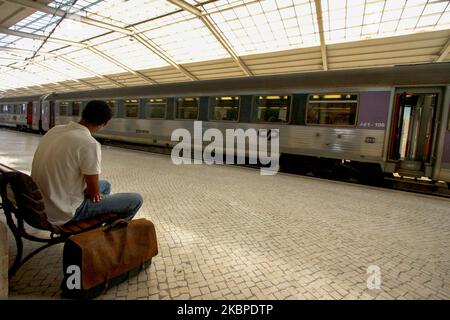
[1,63,449,185]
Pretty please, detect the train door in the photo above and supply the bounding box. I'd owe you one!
[41,100,50,132]
[389,88,442,177]
[49,100,55,128]
[39,93,54,132]
[26,101,33,128]
[32,101,40,130]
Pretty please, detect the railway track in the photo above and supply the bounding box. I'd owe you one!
[101,139,450,199]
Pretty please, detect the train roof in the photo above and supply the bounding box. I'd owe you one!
[1,63,449,103]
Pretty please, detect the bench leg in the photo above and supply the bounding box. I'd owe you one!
[12,241,63,278]
[7,221,24,278]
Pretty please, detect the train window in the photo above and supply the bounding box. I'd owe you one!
[306,94,358,126]
[124,99,139,118]
[19,104,26,114]
[107,100,118,118]
[209,96,240,121]
[144,98,166,119]
[72,101,81,116]
[59,101,69,116]
[176,98,199,120]
[17,104,24,114]
[254,95,291,123]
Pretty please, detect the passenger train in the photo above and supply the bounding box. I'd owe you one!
[1,63,450,185]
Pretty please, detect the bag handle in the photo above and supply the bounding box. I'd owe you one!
[103,219,128,233]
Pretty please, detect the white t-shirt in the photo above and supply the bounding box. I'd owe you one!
[31,121,101,226]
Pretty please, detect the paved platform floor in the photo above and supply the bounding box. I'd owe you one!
[1,128,450,300]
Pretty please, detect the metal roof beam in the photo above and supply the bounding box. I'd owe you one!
[435,38,450,63]
[314,0,328,71]
[166,0,202,16]
[166,0,253,76]
[201,16,252,76]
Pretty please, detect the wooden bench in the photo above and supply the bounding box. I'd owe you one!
[0,163,118,278]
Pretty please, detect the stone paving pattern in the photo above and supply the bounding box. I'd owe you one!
[1,129,449,300]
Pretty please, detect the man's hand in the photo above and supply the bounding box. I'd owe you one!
[84,174,102,203]
[91,193,103,203]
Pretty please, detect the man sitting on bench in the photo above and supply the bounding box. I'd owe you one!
[31,100,143,226]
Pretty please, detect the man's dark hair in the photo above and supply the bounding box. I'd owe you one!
[82,100,112,125]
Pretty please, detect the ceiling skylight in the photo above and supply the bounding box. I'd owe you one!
[204,0,320,55]
[321,0,450,44]
[0,0,449,93]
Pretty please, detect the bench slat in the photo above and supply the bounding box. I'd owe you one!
[14,185,43,200]
[15,192,45,212]
[57,213,117,234]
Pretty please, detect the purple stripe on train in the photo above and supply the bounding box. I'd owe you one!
[357,91,391,130]
[443,131,450,164]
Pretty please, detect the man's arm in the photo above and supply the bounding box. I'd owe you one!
[84,174,102,203]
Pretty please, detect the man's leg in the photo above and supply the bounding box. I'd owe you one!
[73,193,143,221]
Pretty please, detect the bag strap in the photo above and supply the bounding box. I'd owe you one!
[103,219,128,233]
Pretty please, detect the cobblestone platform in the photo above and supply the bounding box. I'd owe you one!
[1,129,449,300]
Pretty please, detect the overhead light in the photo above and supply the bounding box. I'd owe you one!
[324,95,342,99]
[265,96,281,99]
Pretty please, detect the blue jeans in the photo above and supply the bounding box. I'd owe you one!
[72,180,143,221]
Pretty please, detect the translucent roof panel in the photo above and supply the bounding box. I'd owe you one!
[1,0,450,93]
[82,0,180,27]
[94,36,170,69]
[204,0,320,56]
[4,38,65,59]
[0,51,27,61]
[1,65,60,88]
[139,12,230,63]
[0,0,103,46]
[24,63,71,83]
[63,49,125,74]
[49,0,104,12]
[8,38,44,52]
[38,57,94,79]
[51,18,108,41]
[322,0,450,44]
[0,35,22,47]
[0,72,36,90]
[11,11,60,34]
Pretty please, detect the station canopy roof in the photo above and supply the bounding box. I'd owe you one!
[0,0,449,97]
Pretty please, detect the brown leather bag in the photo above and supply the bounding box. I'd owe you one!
[61,218,158,299]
